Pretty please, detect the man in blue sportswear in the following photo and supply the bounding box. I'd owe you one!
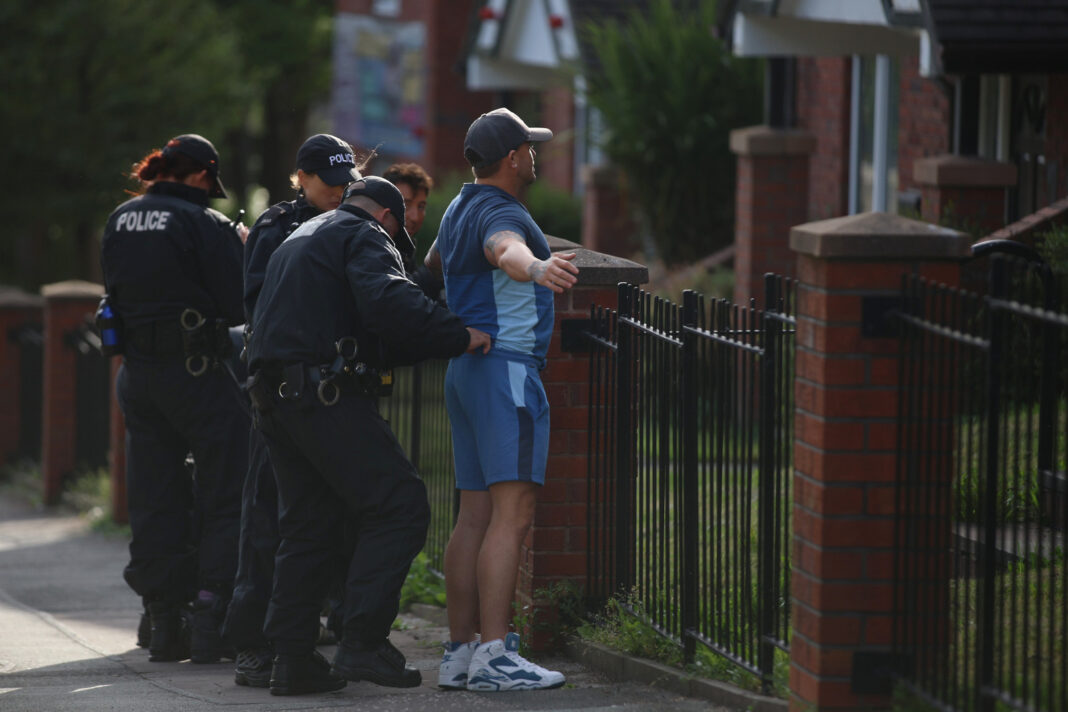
[425,108,579,692]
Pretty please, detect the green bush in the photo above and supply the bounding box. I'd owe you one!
[1037,222,1068,275]
[580,0,763,265]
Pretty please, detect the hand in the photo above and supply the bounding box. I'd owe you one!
[527,252,579,293]
[236,223,249,244]
[465,327,492,354]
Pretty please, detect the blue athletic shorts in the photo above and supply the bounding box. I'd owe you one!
[444,350,549,491]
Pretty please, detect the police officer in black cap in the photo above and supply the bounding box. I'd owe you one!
[100,133,248,664]
[223,133,363,687]
[246,177,491,695]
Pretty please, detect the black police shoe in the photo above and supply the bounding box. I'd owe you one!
[190,593,235,664]
[136,606,151,648]
[331,638,422,688]
[146,601,191,662]
[269,651,347,696]
[234,647,273,688]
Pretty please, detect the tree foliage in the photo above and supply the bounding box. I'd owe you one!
[581,0,763,265]
[0,0,332,290]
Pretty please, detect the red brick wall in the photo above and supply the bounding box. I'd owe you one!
[539,86,576,194]
[797,58,851,220]
[790,221,968,711]
[897,55,951,196]
[1047,73,1068,200]
[518,284,619,650]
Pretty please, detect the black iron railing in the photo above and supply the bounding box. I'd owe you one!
[378,359,456,573]
[586,276,795,691]
[894,257,1068,712]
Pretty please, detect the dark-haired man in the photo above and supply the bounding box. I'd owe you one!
[247,177,491,696]
[428,108,579,691]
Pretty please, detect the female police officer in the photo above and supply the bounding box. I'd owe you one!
[101,134,248,664]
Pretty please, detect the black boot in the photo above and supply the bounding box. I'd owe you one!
[269,651,347,696]
[147,601,191,662]
[190,591,234,664]
[136,605,151,648]
[332,638,421,688]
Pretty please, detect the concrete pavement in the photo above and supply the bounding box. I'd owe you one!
[0,491,733,711]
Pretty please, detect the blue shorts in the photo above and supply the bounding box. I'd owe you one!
[444,350,549,491]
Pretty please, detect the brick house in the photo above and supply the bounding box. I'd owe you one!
[330,0,650,255]
[719,0,1068,305]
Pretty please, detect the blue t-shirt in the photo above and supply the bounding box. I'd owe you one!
[437,183,554,360]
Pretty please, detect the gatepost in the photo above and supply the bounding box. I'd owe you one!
[517,237,648,651]
[788,212,970,711]
[40,280,104,505]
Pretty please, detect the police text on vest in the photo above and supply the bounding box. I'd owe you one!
[116,210,171,232]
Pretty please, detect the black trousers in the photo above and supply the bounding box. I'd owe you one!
[257,391,429,656]
[220,426,278,649]
[117,357,248,603]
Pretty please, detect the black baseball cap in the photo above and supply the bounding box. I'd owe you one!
[463,108,553,169]
[163,134,227,199]
[343,176,412,247]
[296,134,360,186]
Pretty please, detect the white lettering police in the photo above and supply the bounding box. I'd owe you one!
[116,210,172,232]
[327,153,354,167]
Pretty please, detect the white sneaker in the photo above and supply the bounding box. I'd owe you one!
[438,638,479,689]
[466,632,565,691]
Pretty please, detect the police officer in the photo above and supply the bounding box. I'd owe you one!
[224,134,362,687]
[246,177,491,695]
[100,133,248,664]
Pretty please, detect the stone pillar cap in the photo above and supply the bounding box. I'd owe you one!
[729,125,817,156]
[790,211,972,259]
[545,235,648,286]
[0,286,45,308]
[913,154,1018,188]
[40,280,105,300]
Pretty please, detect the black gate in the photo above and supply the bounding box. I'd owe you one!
[894,256,1068,712]
[585,276,795,691]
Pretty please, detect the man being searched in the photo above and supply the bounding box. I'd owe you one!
[246,176,492,695]
[428,108,578,691]
[223,134,364,687]
[100,133,248,665]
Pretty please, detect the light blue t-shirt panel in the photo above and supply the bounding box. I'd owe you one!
[438,184,554,359]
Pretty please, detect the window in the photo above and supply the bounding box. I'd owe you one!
[849,55,899,214]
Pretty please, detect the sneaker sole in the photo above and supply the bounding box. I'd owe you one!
[467,680,566,691]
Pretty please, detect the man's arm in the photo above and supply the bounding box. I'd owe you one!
[484,230,579,293]
[424,238,442,277]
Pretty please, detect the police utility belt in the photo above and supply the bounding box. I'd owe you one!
[115,306,232,376]
[247,336,393,412]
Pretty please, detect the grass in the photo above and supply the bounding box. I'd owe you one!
[577,590,790,697]
[0,460,130,536]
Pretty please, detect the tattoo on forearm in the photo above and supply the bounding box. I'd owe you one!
[527,260,547,282]
[484,231,523,261]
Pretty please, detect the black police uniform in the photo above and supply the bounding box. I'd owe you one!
[247,203,470,658]
[222,195,330,653]
[101,181,248,638]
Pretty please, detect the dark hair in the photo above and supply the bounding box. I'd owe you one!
[129,140,207,191]
[383,162,433,193]
[471,158,503,179]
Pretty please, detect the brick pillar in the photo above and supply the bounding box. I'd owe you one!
[40,280,103,505]
[580,164,638,259]
[914,155,1017,236]
[788,212,971,711]
[0,287,44,466]
[109,356,127,523]
[731,125,816,309]
[517,237,648,651]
